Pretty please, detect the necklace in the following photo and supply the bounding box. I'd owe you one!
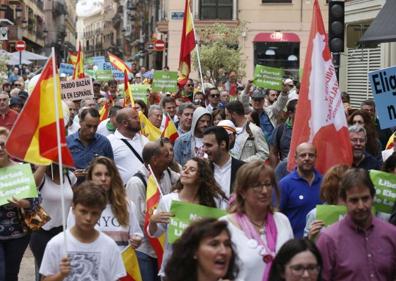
[249,219,266,234]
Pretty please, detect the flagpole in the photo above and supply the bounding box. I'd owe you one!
[148,164,163,197]
[189,5,205,95]
[51,47,68,254]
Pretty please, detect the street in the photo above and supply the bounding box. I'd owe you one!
[19,248,35,281]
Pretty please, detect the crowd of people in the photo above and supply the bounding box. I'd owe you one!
[0,66,396,281]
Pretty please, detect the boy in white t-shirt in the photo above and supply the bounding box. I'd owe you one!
[40,181,126,281]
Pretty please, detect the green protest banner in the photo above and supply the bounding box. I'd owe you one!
[168,201,227,243]
[253,65,284,90]
[131,84,150,103]
[369,170,396,214]
[0,164,38,206]
[95,70,113,82]
[316,205,347,226]
[152,71,178,93]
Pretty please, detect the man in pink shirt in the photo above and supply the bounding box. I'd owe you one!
[316,168,396,281]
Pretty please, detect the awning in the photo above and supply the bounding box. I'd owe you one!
[360,0,396,45]
[253,32,300,43]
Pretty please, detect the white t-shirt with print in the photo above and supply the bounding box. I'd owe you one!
[39,229,126,281]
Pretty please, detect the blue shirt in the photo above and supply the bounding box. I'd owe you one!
[66,131,114,169]
[259,111,274,141]
[279,169,323,238]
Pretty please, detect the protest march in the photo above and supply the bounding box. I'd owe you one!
[1,0,396,281]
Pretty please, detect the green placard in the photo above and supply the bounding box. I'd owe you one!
[0,164,38,206]
[369,170,396,214]
[316,205,347,226]
[168,200,227,243]
[253,65,284,90]
[95,70,114,82]
[131,84,150,103]
[152,71,178,93]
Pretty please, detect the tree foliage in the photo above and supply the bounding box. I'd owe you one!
[193,23,245,85]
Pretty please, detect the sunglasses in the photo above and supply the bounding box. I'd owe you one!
[210,94,220,98]
[187,84,194,87]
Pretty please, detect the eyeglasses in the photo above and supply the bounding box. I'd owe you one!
[288,264,320,276]
[250,182,272,192]
[210,94,220,98]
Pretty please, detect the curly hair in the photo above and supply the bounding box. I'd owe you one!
[165,218,238,281]
[320,164,349,204]
[231,160,280,214]
[172,157,226,207]
[348,110,380,157]
[86,156,129,226]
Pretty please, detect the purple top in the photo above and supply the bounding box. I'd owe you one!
[316,214,396,281]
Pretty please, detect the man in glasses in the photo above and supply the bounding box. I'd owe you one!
[180,78,194,101]
[206,87,220,113]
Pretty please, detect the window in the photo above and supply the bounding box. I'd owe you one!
[200,0,233,20]
[254,42,300,80]
[262,0,292,3]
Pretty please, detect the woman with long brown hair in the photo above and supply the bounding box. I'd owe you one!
[148,157,227,277]
[67,156,142,250]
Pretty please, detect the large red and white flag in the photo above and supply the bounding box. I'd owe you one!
[287,0,352,173]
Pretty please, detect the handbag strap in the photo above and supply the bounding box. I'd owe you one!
[120,139,144,164]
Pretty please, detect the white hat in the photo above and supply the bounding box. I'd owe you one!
[217,120,236,134]
[284,78,294,86]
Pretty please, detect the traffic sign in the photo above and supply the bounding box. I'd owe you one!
[15,40,26,51]
[154,40,165,51]
[0,27,8,41]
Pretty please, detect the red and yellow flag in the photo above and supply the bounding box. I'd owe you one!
[139,112,162,141]
[72,42,85,79]
[68,51,77,65]
[108,52,132,75]
[99,101,110,122]
[120,246,142,281]
[5,56,74,167]
[178,0,196,87]
[161,114,179,143]
[144,174,165,267]
[123,70,135,107]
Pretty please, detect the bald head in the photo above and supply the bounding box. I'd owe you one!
[116,107,140,136]
[295,142,317,174]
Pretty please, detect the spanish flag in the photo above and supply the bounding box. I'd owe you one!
[178,0,196,87]
[161,114,179,143]
[108,52,132,75]
[386,132,395,150]
[145,173,165,268]
[68,51,77,65]
[5,55,74,167]
[123,70,135,107]
[139,112,162,141]
[99,101,110,122]
[72,42,85,79]
[120,246,142,281]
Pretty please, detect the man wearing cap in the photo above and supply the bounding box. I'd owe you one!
[217,119,237,150]
[203,126,244,200]
[251,84,290,141]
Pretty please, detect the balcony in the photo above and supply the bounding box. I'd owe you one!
[53,1,66,16]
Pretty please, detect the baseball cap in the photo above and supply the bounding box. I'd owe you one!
[251,89,265,99]
[217,120,236,134]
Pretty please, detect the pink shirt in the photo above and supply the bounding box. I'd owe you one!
[317,215,396,281]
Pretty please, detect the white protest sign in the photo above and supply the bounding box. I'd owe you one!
[60,77,94,101]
